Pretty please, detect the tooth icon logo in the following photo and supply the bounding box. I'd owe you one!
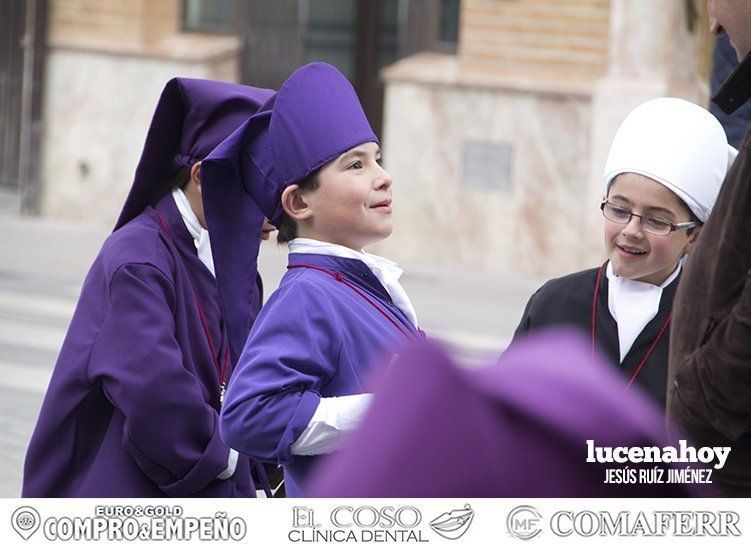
[429,504,474,540]
[11,506,41,541]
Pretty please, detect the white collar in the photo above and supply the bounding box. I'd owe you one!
[606,260,681,362]
[171,188,215,277]
[288,238,418,327]
[605,259,682,291]
[289,238,400,273]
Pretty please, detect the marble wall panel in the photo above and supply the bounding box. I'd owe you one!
[375,79,598,278]
[40,48,240,224]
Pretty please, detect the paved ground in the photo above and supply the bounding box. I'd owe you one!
[0,211,542,497]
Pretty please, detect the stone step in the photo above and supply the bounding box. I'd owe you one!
[0,318,67,353]
[0,290,76,321]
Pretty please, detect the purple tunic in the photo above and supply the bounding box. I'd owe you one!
[220,253,419,497]
[23,196,260,497]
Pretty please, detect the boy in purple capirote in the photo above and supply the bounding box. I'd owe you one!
[211,63,422,497]
[23,78,276,497]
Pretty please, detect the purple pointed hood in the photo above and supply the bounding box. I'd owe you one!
[114,78,275,230]
[201,62,378,361]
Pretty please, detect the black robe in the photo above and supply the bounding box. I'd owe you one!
[513,264,679,408]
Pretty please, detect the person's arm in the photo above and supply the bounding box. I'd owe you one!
[290,394,374,456]
[220,280,345,464]
[88,263,233,496]
[671,272,751,441]
[512,287,542,342]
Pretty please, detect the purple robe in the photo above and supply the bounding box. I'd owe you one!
[309,329,709,498]
[220,253,419,497]
[23,196,260,497]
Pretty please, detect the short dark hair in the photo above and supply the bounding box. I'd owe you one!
[277,170,321,244]
[680,202,701,237]
[169,166,191,191]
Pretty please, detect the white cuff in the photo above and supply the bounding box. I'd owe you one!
[290,394,374,456]
[216,448,239,480]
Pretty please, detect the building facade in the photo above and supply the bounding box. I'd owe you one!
[3,0,712,278]
[376,0,712,277]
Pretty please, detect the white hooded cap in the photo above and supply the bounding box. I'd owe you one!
[604,97,737,223]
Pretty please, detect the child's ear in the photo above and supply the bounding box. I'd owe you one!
[281,184,314,221]
[190,161,202,194]
[683,225,702,255]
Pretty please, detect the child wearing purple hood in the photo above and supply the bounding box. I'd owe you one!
[23,79,275,497]
[210,63,422,497]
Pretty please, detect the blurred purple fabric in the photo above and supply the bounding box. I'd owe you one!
[309,328,708,498]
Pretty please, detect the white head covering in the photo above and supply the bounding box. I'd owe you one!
[604,97,737,222]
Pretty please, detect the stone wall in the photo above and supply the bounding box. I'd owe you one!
[50,0,180,48]
[40,0,241,223]
[377,0,708,278]
[377,54,593,277]
[460,0,610,81]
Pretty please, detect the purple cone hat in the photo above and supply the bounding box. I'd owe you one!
[308,329,709,498]
[202,62,378,361]
[115,78,274,230]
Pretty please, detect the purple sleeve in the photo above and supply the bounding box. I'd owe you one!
[88,263,230,496]
[220,281,340,464]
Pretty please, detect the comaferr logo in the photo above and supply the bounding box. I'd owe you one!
[506,506,543,540]
[550,511,741,537]
[505,507,742,539]
[429,504,475,540]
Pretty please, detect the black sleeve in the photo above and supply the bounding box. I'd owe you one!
[512,287,543,342]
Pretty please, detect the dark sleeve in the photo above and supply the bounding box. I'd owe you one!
[512,287,543,342]
[219,280,340,465]
[88,263,231,497]
[671,271,751,441]
[710,34,751,148]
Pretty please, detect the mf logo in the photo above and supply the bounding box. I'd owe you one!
[506,505,543,540]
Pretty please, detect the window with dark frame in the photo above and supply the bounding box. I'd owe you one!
[439,0,460,47]
[185,0,461,139]
[183,0,233,33]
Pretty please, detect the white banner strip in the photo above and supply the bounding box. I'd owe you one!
[0,498,747,544]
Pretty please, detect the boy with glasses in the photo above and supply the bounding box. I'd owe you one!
[514,98,736,407]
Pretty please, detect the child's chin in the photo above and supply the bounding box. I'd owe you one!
[362,231,392,248]
[374,224,394,239]
[611,260,643,281]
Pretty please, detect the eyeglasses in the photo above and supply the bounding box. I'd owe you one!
[600,201,699,236]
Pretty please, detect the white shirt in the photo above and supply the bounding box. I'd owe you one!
[288,238,416,456]
[288,237,418,327]
[171,188,215,277]
[606,260,682,363]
